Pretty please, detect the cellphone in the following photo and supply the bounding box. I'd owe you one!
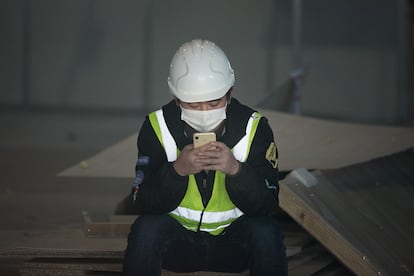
[193,132,216,148]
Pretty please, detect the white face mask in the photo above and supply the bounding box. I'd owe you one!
[180,104,227,132]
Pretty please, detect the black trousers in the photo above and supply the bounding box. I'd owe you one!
[123,214,287,276]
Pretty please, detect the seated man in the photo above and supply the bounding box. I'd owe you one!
[123,39,287,276]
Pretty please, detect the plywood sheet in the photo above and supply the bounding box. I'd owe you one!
[59,110,414,178]
[279,149,414,275]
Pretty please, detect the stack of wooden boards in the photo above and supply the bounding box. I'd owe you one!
[1,212,353,275]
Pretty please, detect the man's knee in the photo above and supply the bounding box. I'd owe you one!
[244,216,286,256]
[248,217,283,238]
[128,214,173,243]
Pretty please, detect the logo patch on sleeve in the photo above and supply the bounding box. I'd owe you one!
[137,155,150,166]
[133,170,144,187]
[265,142,278,168]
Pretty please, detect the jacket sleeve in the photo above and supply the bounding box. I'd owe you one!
[225,117,280,215]
[131,117,188,214]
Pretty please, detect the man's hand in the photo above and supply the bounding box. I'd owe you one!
[173,142,240,176]
[173,144,202,176]
[195,142,240,175]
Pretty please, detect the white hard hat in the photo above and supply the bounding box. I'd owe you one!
[168,39,235,103]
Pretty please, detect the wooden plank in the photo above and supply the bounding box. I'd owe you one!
[22,258,122,272]
[288,242,348,275]
[58,111,414,177]
[279,175,382,275]
[21,265,247,276]
[313,153,414,275]
[288,243,327,270]
[289,252,336,276]
[20,268,88,276]
[0,248,123,258]
[279,153,414,276]
[82,211,133,237]
[314,261,355,276]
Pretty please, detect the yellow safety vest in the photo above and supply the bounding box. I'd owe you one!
[148,109,262,235]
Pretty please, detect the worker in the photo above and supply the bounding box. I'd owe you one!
[123,39,287,276]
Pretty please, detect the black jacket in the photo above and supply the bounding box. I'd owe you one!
[132,98,279,216]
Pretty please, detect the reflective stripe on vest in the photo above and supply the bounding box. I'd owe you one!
[148,110,178,161]
[232,112,262,162]
[148,109,262,235]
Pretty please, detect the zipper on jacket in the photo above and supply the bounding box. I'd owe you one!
[202,178,207,206]
[197,209,205,232]
[197,177,207,232]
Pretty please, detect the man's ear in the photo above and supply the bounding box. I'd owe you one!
[174,97,180,106]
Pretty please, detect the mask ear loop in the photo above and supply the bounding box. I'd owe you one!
[225,88,233,105]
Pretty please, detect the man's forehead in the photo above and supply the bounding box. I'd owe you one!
[178,95,225,104]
